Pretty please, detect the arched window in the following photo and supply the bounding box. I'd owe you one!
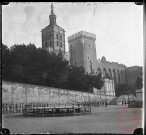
[108,68,112,79]
[120,70,123,84]
[117,70,120,84]
[113,69,116,84]
[103,68,107,78]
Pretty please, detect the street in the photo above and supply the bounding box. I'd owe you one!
[2,105,143,134]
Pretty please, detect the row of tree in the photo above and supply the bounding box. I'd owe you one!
[115,75,143,97]
[2,43,104,93]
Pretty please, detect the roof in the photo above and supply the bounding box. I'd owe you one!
[42,24,65,31]
[54,24,65,31]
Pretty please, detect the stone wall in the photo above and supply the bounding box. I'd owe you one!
[2,81,115,104]
[135,89,143,101]
[104,79,115,96]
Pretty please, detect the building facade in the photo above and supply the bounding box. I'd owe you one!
[68,31,97,74]
[68,31,126,85]
[41,3,65,55]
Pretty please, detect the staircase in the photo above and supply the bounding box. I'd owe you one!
[116,95,126,104]
[107,97,119,105]
[107,95,136,105]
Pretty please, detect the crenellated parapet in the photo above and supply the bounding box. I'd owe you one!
[68,31,96,42]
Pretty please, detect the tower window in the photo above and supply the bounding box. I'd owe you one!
[50,41,51,46]
[57,41,58,46]
[60,42,62,47]
[56,34,58,39]
[60,35,62,40]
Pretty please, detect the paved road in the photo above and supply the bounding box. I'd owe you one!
[2,105,143,134]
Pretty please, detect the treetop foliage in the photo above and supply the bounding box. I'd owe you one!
[136,75,143,89]
[2,43,104,92]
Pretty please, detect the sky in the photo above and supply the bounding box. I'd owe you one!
[2,2,143,67]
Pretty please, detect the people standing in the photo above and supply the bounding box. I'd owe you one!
[125,101,126,105]
[105,101,107,107]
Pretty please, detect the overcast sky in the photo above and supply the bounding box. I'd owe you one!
[2,2,143,67]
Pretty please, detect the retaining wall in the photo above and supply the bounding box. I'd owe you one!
[2,81,114,104]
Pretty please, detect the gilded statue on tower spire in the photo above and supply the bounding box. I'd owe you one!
[51,3,54,14]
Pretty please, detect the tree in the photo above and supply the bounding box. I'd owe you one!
[65,67,104,93]
[2,43,104,93]
[64,66,89,92]
[136,76,143,89]
[2,43,69,87]
[2,44,15,81]
[115,84,129,97]
[86,72,104,93]
[92,72,104,89]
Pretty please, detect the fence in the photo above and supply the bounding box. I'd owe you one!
[2,101,108,114]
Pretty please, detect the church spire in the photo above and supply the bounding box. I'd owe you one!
[49,3,56,25]
[51,3,54,14]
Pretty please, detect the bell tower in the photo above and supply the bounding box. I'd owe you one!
[41,3,65,55]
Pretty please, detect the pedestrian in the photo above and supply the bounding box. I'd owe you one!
[105,101,107,107]
[125,101,126,105]
[77,102,80,107]
[87,102,89,107]
[122,101,123,105]
[9,104,12,113]
[81,102,83,106]
[15,104,17,113]
[97,101,99,107]
[83,101,85,107]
